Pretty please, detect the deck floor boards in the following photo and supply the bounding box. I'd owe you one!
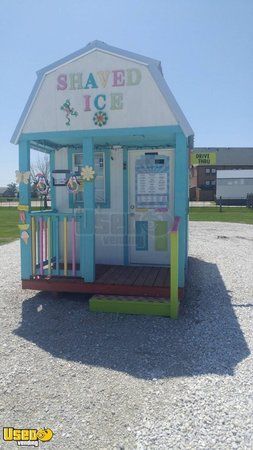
[23,264,181,298]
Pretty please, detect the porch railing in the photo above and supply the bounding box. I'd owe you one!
[30,211,83,278]
[170,216,181,319]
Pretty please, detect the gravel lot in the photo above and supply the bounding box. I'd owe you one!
[1,222,252,449]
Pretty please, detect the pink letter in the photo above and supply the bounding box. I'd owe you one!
[57,74,67,90]
[83,95,91,111]
[112,70,125,87]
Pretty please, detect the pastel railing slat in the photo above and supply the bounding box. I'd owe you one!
[55,216,59,275]
[47,217,51,276]
[31,216,36,276]
[63,217,68,276]
[44,220,47,261]
[39,217,43,275]
[37,218,40,269]
[72,217,76,277]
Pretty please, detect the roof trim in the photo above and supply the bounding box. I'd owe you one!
[11,40,193,144]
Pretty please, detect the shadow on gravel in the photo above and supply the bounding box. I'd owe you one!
[14,257,250,379]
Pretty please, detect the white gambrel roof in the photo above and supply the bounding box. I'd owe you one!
[11,40,193,144]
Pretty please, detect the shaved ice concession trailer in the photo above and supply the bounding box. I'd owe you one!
[12,41,193,318]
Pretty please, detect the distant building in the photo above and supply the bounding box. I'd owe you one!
[0,187,9,197]
[216,169,253,205]
[190,148,253,201]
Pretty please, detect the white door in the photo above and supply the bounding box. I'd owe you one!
[128,149,174,265]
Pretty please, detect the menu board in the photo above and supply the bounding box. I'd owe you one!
[135,155,169,208]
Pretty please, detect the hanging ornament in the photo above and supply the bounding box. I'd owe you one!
[19,211,26,223]
[18,224,29,231]
[21,230,29,244]
[36,173,49,195]
[93,111,108,127]
[81,166,95,181]
[66,174,80,193]
[15,170,30,184]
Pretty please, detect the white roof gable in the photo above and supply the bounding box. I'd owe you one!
[11,40,193,144]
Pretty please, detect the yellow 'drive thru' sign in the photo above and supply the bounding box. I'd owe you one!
[190,152,216,165]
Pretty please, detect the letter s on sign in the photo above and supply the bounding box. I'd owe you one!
[57,74,67,90]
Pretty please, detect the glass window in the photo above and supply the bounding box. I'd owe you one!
[211,168,216,174]
[205,180,210,186]
[211,180,216,186]
[205,168,210,174]
[71,152,107,207]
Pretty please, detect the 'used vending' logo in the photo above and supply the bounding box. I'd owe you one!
[3,427,53,447]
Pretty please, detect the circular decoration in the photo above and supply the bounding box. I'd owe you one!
[93,111,108,127]
[67,174,79,193]
[81,166,95,181]
[36,173,49,195]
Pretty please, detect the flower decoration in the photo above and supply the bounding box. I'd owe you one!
[93,111,108,127]
[60,99,78,126]
[81,165,95,181]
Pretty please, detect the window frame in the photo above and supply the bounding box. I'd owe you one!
[68,148,110,209]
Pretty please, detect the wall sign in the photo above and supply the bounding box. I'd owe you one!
[57,68,142,127]
[191,152,216,165]
[52,170,70,186]
[135,155,170,209]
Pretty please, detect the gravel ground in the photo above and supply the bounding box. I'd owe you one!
[0,221,253,450]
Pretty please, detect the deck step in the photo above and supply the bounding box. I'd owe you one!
[89,295,173,317]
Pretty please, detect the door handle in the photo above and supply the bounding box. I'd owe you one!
[130,205,135,209]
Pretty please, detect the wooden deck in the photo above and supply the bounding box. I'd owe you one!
[22,264,184,299]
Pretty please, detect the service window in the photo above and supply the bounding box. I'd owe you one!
[71,152,108,208]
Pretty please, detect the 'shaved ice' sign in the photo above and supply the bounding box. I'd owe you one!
[56,68,142,112]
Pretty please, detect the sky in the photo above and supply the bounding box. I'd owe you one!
[0,0,253,185]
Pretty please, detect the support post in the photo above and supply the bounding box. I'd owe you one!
[19,140,31,279]
[49,151,56,210]
[174,132,188,288]
[82,137,95,282]
[170,217,180,319]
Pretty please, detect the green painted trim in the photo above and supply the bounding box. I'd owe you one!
[90,296,171,317]
[155,221,168,251]
[170,230,179,319]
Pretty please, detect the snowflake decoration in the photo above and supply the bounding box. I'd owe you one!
[60,99,78,126]
[81,165,95,181]
[93,111,108,127]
